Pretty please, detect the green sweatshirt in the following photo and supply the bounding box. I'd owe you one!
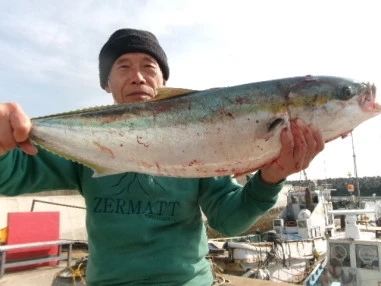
[0,147,283,285]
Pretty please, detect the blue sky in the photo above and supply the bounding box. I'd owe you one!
[1,0,381,181]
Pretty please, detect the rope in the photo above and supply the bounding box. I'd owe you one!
[209,258,232,285]
[31,199,86,211]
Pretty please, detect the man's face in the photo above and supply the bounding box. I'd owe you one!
[105,53,166,104]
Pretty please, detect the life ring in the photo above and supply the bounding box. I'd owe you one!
[285,221,297,227]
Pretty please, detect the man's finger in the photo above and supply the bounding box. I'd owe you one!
[310,125,325,153]
[9,107,31,143]
[291,119,307,170]
[18,140,38,155]
[0,118,18,152]
[300,124,317,168]
[279,126,294,155]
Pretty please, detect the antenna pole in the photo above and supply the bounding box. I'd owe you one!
[351,132,360,206]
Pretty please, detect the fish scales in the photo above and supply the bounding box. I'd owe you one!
[30,75,380,178]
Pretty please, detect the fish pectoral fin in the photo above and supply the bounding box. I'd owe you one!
[340,131,352,139]
[92,167,124,178]
[268,117,286,133]
[153,87,198,101]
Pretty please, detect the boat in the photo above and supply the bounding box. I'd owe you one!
[208,185,335,284]
[303,209,381,286]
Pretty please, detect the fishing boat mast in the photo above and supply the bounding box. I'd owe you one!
[350,132,361,206]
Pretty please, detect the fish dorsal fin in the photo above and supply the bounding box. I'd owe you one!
[31,88,198,121]
[152,87,198,101]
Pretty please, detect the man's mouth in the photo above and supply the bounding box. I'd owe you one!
[125,92,153,102]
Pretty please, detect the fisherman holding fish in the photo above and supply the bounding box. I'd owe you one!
[0,29,325,285]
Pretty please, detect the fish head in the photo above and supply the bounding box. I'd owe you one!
[286,76,381,142]
[330,77,380,118]
[349,81,379,113]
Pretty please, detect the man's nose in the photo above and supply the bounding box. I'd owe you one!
[130,68,146,84]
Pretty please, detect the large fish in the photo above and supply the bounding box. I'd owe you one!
[30,75,380,178]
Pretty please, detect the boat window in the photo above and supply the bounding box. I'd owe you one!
[329,243,350,267]
[298,220,307,228]
[273,219,282,227]
[355,244,379,270]
[291,196,299,204]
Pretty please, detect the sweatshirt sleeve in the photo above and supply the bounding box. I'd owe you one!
[0,146,82,196]
[198,171,283,236]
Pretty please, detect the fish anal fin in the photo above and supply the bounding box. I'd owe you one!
[233,165,265,179]
[233,158,278,179]
[233,169,260,179]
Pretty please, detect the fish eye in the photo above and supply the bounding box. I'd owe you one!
[341,86,354,99]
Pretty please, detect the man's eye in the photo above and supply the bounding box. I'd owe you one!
[145,64,156,69]
[119,65,130,69]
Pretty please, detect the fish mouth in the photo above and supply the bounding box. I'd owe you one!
[360,83,381,113]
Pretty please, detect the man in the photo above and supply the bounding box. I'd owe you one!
[0,28,324,285]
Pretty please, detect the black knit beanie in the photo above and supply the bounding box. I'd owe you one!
[99,28,169,89]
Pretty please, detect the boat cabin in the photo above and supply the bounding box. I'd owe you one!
[323,211,381,286]
[273,187,335,239]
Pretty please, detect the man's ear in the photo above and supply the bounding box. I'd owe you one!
[105,81,111,93]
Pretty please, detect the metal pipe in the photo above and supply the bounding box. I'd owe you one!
[350,132,361,206]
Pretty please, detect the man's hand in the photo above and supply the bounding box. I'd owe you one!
[0,103,37,156]
[260,119,324,184]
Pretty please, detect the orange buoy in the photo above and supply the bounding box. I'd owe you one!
[347,184,355,192]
